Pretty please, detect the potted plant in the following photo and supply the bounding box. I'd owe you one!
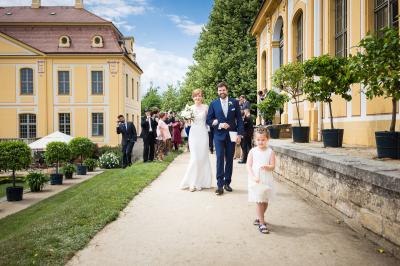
[0,141,31,201]
[61,163,76,179]
[257,90,289,138]
[84,158,98,172]
[45,141,70,185]
[303,54,355,147]
[272,61,309,142]
[25,172,49,192]
[350,27,400,159]
[69,137,94,175]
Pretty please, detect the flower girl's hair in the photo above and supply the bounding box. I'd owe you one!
[255,127,270,139]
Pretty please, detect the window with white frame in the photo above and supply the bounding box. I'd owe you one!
[20,68,33,95]
[58,71,70,95]
[19,114,36,138]
[335,0,347,57]
[92,113,104,136]
[91,71,103,95]
[59,113,71,135]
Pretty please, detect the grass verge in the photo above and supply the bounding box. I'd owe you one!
[0,151,181,266]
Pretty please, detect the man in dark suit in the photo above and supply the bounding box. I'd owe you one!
[239,95,250,111]
[239,109,254,164]
[116,114,137,168]
[206,82,244,196]
[140,109,157,162]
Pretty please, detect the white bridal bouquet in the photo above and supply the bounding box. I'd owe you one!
[179,104,195,120]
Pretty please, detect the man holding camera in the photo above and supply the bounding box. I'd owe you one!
[116,115,137,168]
[141,109,158,162]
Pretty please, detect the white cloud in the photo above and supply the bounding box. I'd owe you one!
[135,45,192,94]
[168,14,204,36]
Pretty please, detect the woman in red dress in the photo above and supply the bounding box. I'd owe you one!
[172,120,183,150]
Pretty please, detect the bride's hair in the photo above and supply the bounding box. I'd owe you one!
[192,89,203,98]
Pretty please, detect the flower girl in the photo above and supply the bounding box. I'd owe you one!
[246,128,275,234]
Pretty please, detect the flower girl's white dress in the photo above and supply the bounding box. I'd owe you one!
[180,104,212,190]
[248,147,275,202]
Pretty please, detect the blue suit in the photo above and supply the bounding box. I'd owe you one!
[207,98,244,188]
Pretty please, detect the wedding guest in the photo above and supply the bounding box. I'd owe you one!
[185,120,191,152]
[141,108,158,162]
[246,128,275,234]
[239,95,250,111]
[239,109,254,164]
[172,120,183,150]
[156,112,171,161]
[116,114,137,168]
[258,90,265,101]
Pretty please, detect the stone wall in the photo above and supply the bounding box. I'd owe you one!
[270,141,400,258]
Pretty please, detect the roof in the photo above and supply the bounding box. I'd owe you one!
[0,6,109,24]
[0,25,123,53]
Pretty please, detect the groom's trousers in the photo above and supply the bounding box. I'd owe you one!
[214,135,235,188]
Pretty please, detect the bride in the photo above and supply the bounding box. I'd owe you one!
[180,89,212,191]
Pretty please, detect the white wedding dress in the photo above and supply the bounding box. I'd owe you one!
[180,104,212,190]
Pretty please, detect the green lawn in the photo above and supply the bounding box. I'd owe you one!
[0,151,181,266]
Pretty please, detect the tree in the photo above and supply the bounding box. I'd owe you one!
[44,141,71,175]
[0,141,31,187]
[181,0,263,112]
[303,55,355,129]
[161,84,180,112]
[69,137,94,165]
[141,83,162,114]
[272,62,305,127]
[350,27,400,132]
[257,90,289,123]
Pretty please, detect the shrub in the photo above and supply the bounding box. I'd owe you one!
[61,163,76,174]
[257,90,289,123]
[69,137,95,165]
[83,158,98,171]
[0,141,31,187]
[95,145,122,164]
[44,142,71,174]
[99,152,120,169]
[25,172,49,192]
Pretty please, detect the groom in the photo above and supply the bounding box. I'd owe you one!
[207,82,244,196]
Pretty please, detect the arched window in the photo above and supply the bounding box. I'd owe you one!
[296,13,303,62]
[92,35,104,48]
[279,27,284,66]
[335,0,347,57]
[375,0,399,33]
[59,36,71,48]
[20,68,33,95]
[19,114,36,138]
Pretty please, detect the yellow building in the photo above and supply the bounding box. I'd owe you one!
[0,0,142,146]
[251,0,399,146]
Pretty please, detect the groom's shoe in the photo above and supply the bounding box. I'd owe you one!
[215,187,224,196]
[224,184,233,192]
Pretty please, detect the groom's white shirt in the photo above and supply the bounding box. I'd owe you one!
[213,97,229,129]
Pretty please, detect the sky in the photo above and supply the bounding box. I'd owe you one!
[1,0,214,93]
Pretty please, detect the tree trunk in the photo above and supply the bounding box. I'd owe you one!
[12,169,15,187]
[328,101,334,129]
[56,161,59,175]
[390,97,397,132]
[295,99,302,127]
[80,155,83,166]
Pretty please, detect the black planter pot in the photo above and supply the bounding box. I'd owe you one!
[77,165,87,175]
[292,126,310,143]
[268,127,281,139]
[50,173,63,185]
[322,129,344,148]
[375,131,400,159]
[6,186,23,201]
[64,172,73,179]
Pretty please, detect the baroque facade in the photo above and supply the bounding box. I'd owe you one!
[251,0,399,146]
[0,0,142,146]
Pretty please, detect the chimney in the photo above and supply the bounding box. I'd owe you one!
[31,0,41,8]
[75,0,84,9]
